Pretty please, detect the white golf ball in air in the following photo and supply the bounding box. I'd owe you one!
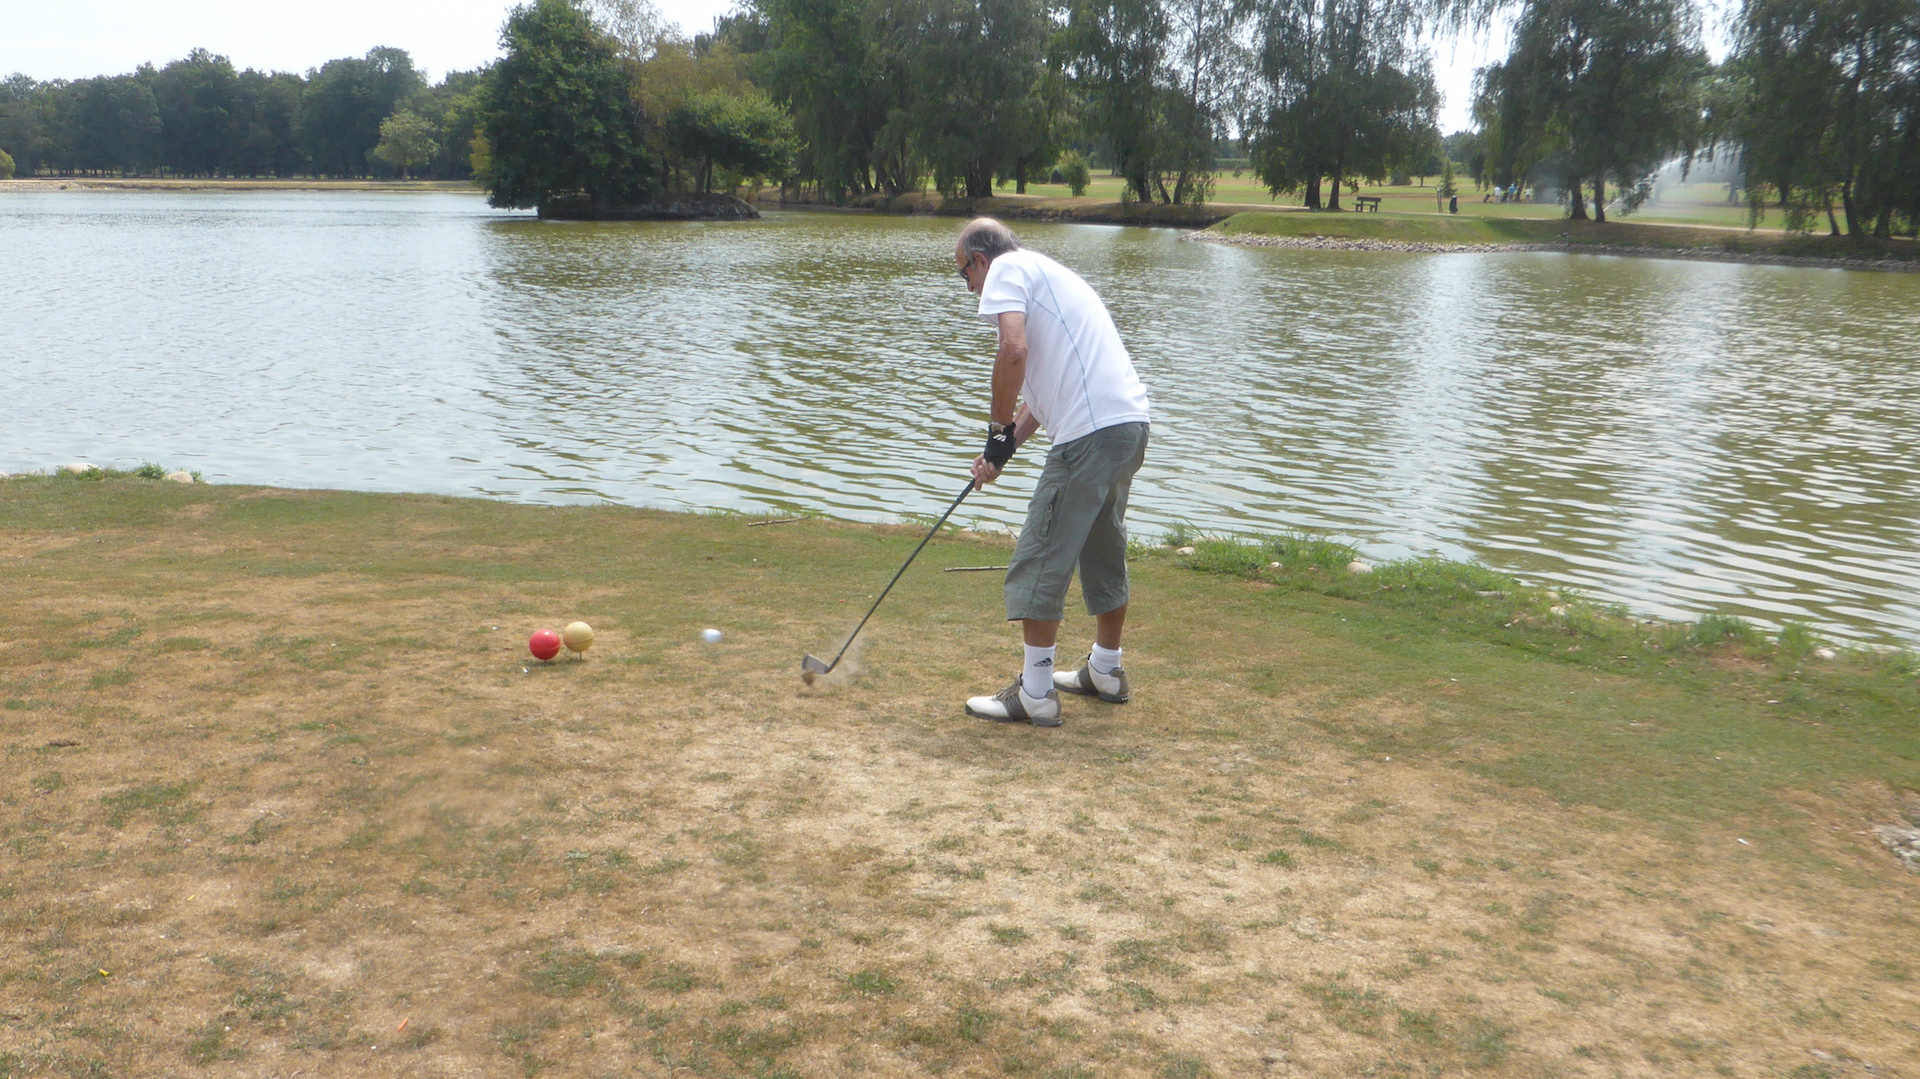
[701,628,723,644]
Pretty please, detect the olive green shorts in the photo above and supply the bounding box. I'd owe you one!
[1004,422,1150,622]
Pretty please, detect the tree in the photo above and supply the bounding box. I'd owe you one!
[1161,0,1255,203]
[153,49,239,176]
[0,147,13,179]
[637,29,797,193]
[479,0,660,209]
[1060,0,1168,202]
[1732,0,1920,237]
[372,110,439,178]
[1473,0,1706,221]
[228,69,305,177]
[300,48,426,176]
[74,71,161,175]
[1251,0,1439,210]
[588,0,666,58]
[1444,128,1487,185]
[665,87,797,190]
[1060,0,1244,203]
[753,0,913,198]
[904,0,1052,198]
[4,59,308,180]
[1057,147,1092,194]
[0,76,42,177]
[394,69,490,181]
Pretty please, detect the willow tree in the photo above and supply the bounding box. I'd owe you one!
[1058,0,1171,202]
[903,0,1052,198]
[1060,0,1246,203]
[1469,0,1706,221]
[1161,0,1256,204]
[1733,0,1920,237]
[751,0,910,198]
[1252,0,1438,210]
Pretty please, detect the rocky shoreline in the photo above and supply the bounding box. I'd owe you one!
[1189,228,1920,272]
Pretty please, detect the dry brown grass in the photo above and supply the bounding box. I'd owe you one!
[2,482,1916,1078]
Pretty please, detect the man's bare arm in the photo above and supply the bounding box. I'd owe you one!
[990,311,1028,427]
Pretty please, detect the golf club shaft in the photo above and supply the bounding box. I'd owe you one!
[821,477,976,671]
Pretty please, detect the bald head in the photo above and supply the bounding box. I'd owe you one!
[956,217,1021,262]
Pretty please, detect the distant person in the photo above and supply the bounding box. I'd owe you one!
[952,217,1152,727]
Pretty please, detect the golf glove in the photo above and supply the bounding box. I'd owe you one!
[983,422,1017,468]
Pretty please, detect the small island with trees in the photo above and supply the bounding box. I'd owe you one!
[478,0,794,219]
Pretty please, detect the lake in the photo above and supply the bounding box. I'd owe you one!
[4,190,1917,646]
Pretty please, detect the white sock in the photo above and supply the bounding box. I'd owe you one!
[1089,644,1123,675]
[1022,645,1056,698]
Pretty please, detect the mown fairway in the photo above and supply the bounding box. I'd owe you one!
[1208,208,1920,264]
[1016,177,1797,232]
[3,477,1916,1078]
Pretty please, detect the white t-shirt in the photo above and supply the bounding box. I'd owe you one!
[977,248,1150,446]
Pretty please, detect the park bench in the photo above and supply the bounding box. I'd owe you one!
[1354,195,1382,212]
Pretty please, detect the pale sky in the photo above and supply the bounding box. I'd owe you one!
[1,1,1726,135]
[0,0,739,83]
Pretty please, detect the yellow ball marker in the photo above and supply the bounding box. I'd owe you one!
[562,621,595,655]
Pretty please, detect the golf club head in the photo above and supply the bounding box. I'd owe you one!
[801,654,832,676]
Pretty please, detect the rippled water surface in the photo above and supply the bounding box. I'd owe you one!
[5,191,1918,644]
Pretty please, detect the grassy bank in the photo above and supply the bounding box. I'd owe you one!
[769,190,1238,229]
[3,472,1917,1078]
[1019,177,1787,231]
[1210,210,1920,267]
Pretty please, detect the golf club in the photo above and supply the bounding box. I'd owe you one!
[803,476,977,679]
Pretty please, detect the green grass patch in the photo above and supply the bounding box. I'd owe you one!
[1155,533,1920,818]
[1303,973,1388,1035]
[1213,210,1920,263]
[525,948,615,997]
[100,781,200,828]
[846,969,898,996]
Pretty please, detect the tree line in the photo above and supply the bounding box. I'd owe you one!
[0,48,483,180]
[3,0,1914,236]
[732,0,1916,231]
[475,0,1444,212]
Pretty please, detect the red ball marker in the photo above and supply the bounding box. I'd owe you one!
[528,629,562,661]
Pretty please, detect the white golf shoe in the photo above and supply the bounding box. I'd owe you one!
[1054,656,1129,703]
[966,678,1062,727]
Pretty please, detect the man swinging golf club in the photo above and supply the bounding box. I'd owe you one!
[956,217,1151,727]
